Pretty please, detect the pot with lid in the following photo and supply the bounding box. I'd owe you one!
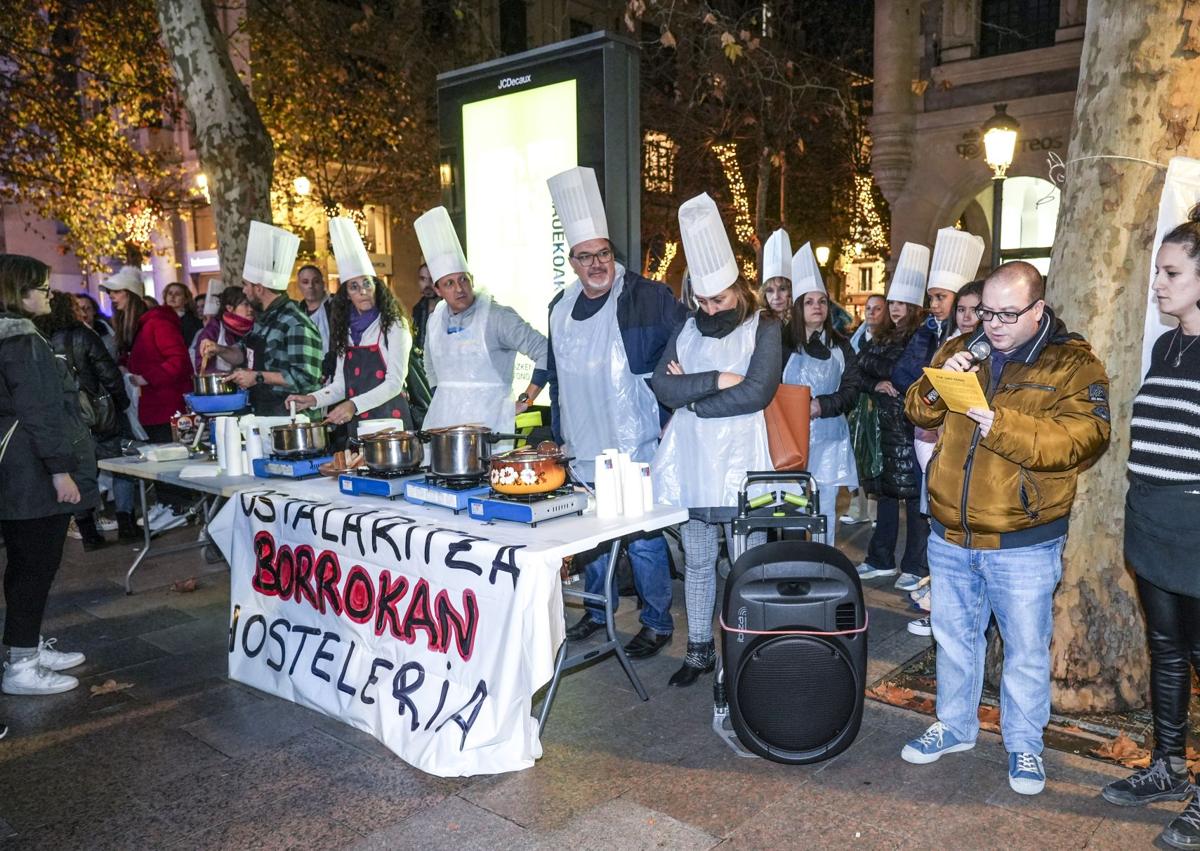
[421,425,522,479]
[488,441,569,496]
[350,429,423,473]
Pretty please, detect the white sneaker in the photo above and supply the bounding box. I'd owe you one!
[97,517,118,532]
[856,562,899,580]
[38,637,85,671]
[907,616,932,637]
[839,514,870,526]
[2,658,79,695]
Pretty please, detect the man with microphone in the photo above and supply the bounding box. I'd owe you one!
[898,261,1110,796]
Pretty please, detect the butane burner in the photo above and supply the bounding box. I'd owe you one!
[467,487,589,526]
[252,454,333,479]
[339,467,423,499]
[403,474,491,513]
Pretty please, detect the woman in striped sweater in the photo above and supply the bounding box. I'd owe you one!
[1102,205,1200,851]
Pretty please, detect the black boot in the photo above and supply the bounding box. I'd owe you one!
[116,512,139,542]
[77,515,108,552]
[668,640,715,687]
[1162,789,1200,849]
[1102,756,1190,806]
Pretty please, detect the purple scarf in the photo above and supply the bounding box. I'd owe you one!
[349,306,380,346]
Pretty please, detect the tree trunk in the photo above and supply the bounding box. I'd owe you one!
[755,145,772,241]
[156,0,273,292]
[1047,0,1200,712]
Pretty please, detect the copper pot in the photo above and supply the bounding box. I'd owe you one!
[488,441,569,496]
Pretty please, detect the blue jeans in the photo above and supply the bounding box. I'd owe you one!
[582,531,674,635]
[928,532,1065,755]
[867,496,928,576]
[113,477,135,514]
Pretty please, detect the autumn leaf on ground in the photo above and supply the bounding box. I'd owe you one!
[978,705,1001,731]
[866,683,915,704]
[171,577,198,593]
[90,679,134,697]
[1092,732,1151,768]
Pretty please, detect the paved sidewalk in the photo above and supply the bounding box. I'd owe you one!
[0,518,1172,850]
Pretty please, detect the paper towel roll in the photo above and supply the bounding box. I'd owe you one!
[240,449,250,474]
[222,418,244,476]
[594,454,620,519]
[621,463,644,518]
[245,428,264,465]
[638,463,653,512]
[214,417,229,470]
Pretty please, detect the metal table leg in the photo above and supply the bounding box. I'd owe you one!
[537,537,650,732]
[123,486,225,595]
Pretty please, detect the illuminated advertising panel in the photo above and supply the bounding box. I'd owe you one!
[461,80,577,392]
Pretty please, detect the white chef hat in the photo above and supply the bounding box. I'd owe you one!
[328,217,375,281]
[413,206,468,283]
[677,193,739,298]
[762,229,792,283]
[102,265,144,297]
[242,221,300,290]
[886,242,931,306]
[928,227,985,293]
[546,166,609,250]
[791,242,826,300]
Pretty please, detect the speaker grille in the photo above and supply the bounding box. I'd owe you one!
[735,636,857,752]
[835,603,856,631]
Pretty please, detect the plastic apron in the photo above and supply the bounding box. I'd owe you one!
[422,295,513,435]
[782,342,859,489]
[652,314,772,508]
[550,275,659,482]
[342,340,410,438]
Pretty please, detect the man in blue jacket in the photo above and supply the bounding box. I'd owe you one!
[546,166,686,659]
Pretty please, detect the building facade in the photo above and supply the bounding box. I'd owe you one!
[871,0,1085,275]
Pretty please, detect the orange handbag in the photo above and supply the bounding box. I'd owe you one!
[763,383,811,471]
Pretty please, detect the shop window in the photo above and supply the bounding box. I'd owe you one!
[642,130,676,195]
[979,0,1060,57]
[970,175,1059,274]
[192,206,217,252]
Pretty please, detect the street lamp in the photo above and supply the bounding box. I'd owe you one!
[293,175,312,197]
[815,244,831,266]
[982,103,1020,269]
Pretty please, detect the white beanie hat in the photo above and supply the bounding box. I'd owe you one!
[328,217,375,281]
[886,242,930,306]
[102,266,144,297]
[413,207,469,283]
[546,166,610,250]
[761,229,792,283]
[243,221,300,290]
[928,227,985,294]
[791,242,826,300]
[677,193,739,298]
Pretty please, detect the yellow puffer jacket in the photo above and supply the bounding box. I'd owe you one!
[904,312,1111,549]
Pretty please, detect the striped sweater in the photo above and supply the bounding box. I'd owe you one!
[1128,329,1200,483]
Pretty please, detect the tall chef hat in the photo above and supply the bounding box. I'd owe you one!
[242,221,300,290]
[413,206,468,283]
[762,228,792,283]
[546,166,609,250]
[791,242,826,299]
[886,242,931,306]
[677,193,739,298]
[102,265,145,297]
[328,217,375,281]
[928,227,985,294]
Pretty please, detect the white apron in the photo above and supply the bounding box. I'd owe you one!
[423,295,513,435]
[653,314,773,508]
[782,340,859,489]
[550,274,659,482]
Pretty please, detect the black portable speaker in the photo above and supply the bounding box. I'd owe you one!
[721,539,868,764]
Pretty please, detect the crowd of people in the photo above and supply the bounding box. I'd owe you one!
[2,175,1200,847]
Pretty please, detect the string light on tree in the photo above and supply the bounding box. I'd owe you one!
[653,240,678,281]
[851,174,887,255]
[124,202,159,251]
[712,142,758,280]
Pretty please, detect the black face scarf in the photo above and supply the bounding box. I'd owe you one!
[803,328,832,360]
[694,306,741,338]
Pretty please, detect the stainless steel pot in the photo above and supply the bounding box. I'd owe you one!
[269,422,329,457]
[192,373,236,396]
[421,425,522,479]
[351,430,423,473]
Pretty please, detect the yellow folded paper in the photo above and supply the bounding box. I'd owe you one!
[921,367,990,414]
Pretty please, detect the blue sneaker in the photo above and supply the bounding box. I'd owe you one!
[901,721,975,764]
[1008,751,1046,795]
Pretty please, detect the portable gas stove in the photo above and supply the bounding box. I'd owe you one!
[468,486,589,526]
[403,473,491,513]
[338,467,423,499]
[252,453,333,479]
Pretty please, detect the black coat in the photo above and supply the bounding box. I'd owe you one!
[857,332,920,499]
[50,323,131,444]
[0,314,99,520]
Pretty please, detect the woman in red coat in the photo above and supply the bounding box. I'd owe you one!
[127,305,193,440]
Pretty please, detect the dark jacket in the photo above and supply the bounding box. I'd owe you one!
[546,268,687,443]
[858,331,919,499]
[50,324,131,439]
[787,331,862,419]
[891,316,950,394]
[127,305,193,426]
[652,313,783,417]
[0,314,99,520]
[905,309,1111,549]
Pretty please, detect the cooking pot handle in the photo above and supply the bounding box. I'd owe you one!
[348,436,362,450]
[484,432,524,443]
